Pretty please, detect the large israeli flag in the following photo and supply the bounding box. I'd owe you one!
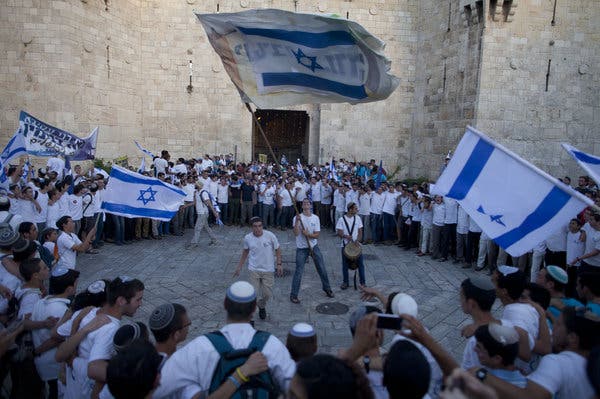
[562,144,600,186]
[101,165,185,221]
[436,126,593,256]
[0,132,27,186]
[197,9,399,108]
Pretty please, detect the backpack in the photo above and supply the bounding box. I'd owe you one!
[206,330,279,399]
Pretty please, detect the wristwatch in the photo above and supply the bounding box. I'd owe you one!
[476,368,488,382]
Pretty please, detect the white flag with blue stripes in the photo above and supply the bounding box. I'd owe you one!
[197,9,399,108]
[0,132,27,187]
[435,126,593,256]
[562,144,600,186]
[101,165,185,222]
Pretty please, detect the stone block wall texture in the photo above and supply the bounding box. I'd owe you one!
[1,0,598,180]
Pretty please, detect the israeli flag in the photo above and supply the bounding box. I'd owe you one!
[296,159,306,178]
[562,144,600,186]
[134,140,156,159]
[0,131,27,185]
[197,9,399,108]
[101,165,185,222]
[436,126,593,256]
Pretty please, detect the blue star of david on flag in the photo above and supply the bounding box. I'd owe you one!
[291,48,323,73]
[477,205,506,227]
[137,186,157,205]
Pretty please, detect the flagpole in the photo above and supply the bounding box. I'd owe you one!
[244,103,281,172]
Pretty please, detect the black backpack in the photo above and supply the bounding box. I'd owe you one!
[206,330,279,399]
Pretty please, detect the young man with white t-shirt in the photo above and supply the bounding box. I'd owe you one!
[233,217,282,320]
[31,267,80,399]
[55,215,96,270]
[188,181,219,248]
[290,199,334,304]
[576,212,600,270]
[56,277,145,399]
[477,307,599,399]
[336,202,365,290]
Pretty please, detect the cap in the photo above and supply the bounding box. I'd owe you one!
[87,280,106,294]
[546,265,568,285]
[226,281,256,303]
[391,293,418,318]
[290,323,316,338]
[51,267,69,277]
[469,276,495,291]
[497,265,519,276]
[0,224,19,247]
[149,303,175,330]
[488,323,519,345]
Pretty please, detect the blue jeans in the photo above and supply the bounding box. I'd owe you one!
[262,204,275,227]
[342,247,366,286]
[383,212,396,241]
[218,203,228,223]
[370,213,382,242]
[112,214,125,244]
[93,213,104,246]
[291,246,331,298]
[159,221,170,235]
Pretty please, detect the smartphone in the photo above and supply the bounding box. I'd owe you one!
[376,314,403,330]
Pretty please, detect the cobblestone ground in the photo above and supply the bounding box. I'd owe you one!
[76,224,501,361]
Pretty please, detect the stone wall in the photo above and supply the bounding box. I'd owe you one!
[1,0,598,179]
[475,0,600,179]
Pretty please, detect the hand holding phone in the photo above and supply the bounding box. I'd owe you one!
[376,314,403,330]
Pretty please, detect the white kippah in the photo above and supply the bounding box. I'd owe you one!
[497,265,519,276]
[51,267,69,277]
[546,265,568,285]
[227,281,256,303]
[87,280,106,294]
[488,323,519,345]
[290,323,315,338]
[391,293,418,318]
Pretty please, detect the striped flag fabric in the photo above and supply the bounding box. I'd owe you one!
[296,159,306,178]
[134,140,156,159]
[435,126,593,256]
[101,165,185,222]
[0,131,27,185]
[562,144,600,186]
[196,9,399,108]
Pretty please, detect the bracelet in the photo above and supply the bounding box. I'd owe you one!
[236,367,250,383]
[228,375,241,389]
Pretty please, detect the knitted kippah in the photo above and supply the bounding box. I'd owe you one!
[149,303,176,330]
[87,280,106,294]
[391,293,418,318]
[0,224,19,246]
[227,281,256,303]
[290,323,316,338]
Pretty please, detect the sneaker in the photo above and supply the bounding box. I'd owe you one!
[324,289,335,298]
[290,296,300,304]
[340,283,349,290]
[258,307,267,320]
[209,240,218,246]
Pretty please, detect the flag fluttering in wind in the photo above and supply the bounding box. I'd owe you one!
[435,126,593,257]
[562,144,600,186]
[101,165,186,222]
[296,159,306,178]
[196,9,399,108]
[0,131,27,185]
[374,160,384,189]
[134,140,156,159]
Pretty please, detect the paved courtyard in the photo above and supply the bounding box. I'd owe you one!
[76,224,500,361]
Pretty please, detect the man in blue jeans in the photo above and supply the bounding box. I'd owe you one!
[336,202,366,289]
[290,198,334,303]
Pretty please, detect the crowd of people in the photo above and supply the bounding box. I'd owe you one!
[0,149,599,399]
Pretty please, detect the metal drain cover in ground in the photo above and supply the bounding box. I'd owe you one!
[316,302,349,315]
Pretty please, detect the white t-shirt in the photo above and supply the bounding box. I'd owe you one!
[545,225,568,252]
[370,192,385,214]
[502,303,539,351]
[443,198,459,224]
[320,185,333,205]
[278,188,293,207]
[56,232,82,270]
[243,230,280,272]
[195,190,210,215]
[34,192,48,223]
[0,261,21,314]
[262,186,276,206]
[47,157,65,177]
[68,194,84,221]
[310,182,322,202]
[583,227,600,266]
[154,158,169,175]
[32,297,70,381]
[293,214,320,249]
[216,184,229,204]
[46,202,61,230]
[333,189,346,209]
[153,323,295,399]
[527,351,594,399]
[293,181,307,202]
[336,214,363,246]
[382,191,399,215]
[16,287,42,320]
[421,207,433,228]
[461,318,513,370]
[566,230,585,266]
[358,193,371,216]
[432,203,446,226]
[456,206,469,234]
[17,198,39,224]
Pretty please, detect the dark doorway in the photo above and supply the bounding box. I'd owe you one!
[252,110,309,164]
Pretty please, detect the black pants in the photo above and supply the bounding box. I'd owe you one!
[441,223,457,259]
[466,231,481,263]
[545,250,566,269]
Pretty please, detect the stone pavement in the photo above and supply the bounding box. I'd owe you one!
[76,224,501,361]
